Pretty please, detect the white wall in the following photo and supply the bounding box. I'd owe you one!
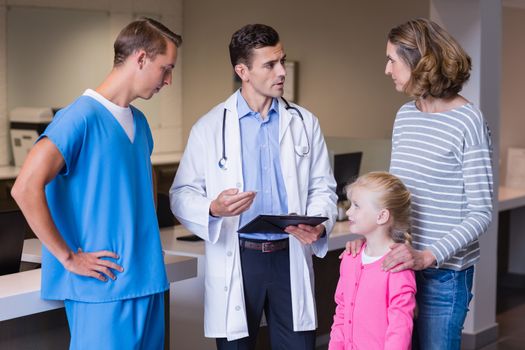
[0,0,183,166]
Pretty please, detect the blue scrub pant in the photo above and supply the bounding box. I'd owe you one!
[216,241,316,350]
[64,292,165,350]
[412,266,474,350]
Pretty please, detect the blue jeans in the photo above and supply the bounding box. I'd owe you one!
[413,266,474,350]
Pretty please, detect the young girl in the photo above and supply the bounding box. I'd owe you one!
[329,172,416,350]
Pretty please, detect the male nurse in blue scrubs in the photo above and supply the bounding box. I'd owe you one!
[11,18,181,349]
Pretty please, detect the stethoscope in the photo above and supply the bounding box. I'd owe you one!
[218,97,310,170]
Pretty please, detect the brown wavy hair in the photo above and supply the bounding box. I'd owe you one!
[388,18,471,99]
[347,172,412,245]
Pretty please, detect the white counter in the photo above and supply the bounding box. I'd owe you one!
[20,186,524,264]
[498,185,525,211]
[21,238,41,264]
[0,152,182,181]
[0,166,20,181]
[0,254,197,322]
[150,152,183,166]
[160,220,357,256]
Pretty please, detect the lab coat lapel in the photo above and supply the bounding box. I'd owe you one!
[279,100,304,216]
[278,98,293,145]
[278,101,317,330]
[222,93,248,339]
[222,93,243,192]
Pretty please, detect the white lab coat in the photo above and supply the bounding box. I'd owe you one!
[170,92,337,341]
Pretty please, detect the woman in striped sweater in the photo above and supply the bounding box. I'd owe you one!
[345,18,493,350]
[385,18,494,350]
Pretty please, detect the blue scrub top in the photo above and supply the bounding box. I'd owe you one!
[39,96,168,302]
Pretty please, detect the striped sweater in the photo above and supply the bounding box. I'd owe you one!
[390,101,494,270]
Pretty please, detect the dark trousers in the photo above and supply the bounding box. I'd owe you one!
[216,242,316,350]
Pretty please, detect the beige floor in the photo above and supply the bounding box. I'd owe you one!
[479,285,525,350]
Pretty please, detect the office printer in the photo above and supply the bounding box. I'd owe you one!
[9,107,57,167]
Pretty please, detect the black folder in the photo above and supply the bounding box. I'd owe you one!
[237,214,328,234]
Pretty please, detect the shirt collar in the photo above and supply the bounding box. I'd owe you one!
[236,90,279,120]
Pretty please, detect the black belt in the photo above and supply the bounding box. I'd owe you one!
[239,238,289,253]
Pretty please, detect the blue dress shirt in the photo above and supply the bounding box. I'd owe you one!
[237,91,289,241]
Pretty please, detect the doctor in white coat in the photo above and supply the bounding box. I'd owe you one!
[170,24,337,350]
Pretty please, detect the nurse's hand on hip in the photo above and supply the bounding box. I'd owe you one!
[63,248,123,282]
[285,224,325,245]
[209,188,256,217]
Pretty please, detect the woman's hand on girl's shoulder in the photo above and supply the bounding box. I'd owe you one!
[382,243,436,272]
[339,238,365,259]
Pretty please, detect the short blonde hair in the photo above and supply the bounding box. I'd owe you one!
[347,172,412,244]
[388,18,471,99]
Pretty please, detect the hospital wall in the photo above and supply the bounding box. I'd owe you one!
[0,0,523,182]
[0,0,184,167]
[501,5,525,184]
[181,0,429,143]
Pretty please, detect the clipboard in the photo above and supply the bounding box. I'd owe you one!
[237,214,328,234]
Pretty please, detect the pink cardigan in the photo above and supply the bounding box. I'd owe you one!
[329,247,416,350]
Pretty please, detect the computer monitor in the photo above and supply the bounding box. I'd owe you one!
[333,152,363,202]
[0,210,28,275]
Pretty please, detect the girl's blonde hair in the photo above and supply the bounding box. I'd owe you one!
[347,171,412,244]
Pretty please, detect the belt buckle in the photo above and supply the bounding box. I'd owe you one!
[262,242,272,253]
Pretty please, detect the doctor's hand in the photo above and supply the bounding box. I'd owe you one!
[285,224,325,245]
[209,188,256,217]
[62,248,123,282]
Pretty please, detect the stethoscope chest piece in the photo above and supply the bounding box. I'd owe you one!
[218,156,228,170]
[295,145,309,156]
